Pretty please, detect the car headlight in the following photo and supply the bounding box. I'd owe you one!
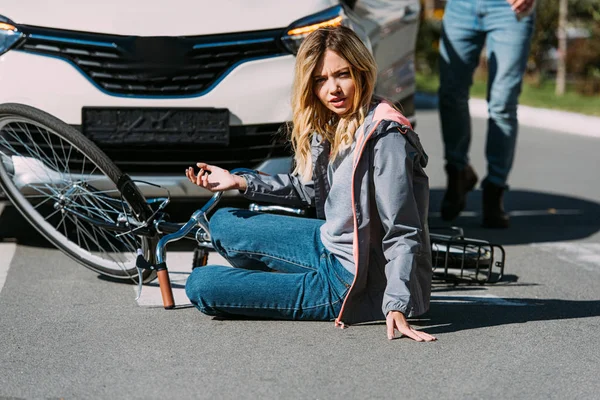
[280,5,372,55]
[0,16,23,57]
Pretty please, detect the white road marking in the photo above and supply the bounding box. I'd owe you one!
[0,203,18,295]
[431,294,529,306]
[533,242,600,272]
[0,242,17,296]
[429,209,582,218]
[135,251,231,308]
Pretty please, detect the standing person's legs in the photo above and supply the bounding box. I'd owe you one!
[481,1,535,227]
[185,208,353,320]
[438,0,486,220]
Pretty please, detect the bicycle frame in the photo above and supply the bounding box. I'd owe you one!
[133,168,257,309]
[51,167,507,310]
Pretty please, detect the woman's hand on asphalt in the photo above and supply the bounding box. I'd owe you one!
[386,311,437,342]
[185,162,247,192]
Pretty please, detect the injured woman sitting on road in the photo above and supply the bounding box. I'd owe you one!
[184,26,436,342]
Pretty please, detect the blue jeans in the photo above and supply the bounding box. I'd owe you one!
[185,208,354,321]
[438,0,535,188]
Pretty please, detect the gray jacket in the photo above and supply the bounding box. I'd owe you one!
[242,101,432,325]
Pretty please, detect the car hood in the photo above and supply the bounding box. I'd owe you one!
[3,0,338,36]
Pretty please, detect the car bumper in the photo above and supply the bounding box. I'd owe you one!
[0,154,293,203]
[0,50,297,126]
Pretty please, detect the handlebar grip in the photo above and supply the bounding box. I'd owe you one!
[157,269,175,309]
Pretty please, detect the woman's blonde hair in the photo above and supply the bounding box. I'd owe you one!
[290,26,377,182]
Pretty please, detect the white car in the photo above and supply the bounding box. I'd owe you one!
[0,0,420,200]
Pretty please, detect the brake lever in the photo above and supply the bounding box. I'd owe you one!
[135,267,144,301]
[135,248,148,301]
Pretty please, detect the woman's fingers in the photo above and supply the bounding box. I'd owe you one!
[386,318,395,340]
[196,162,212,172]
[186,162,235,191]
[398,326,424,342]
[196,163,214,187]
[196,168,204,186]
[386,311,437,342]
[412,328,437,342]
[396,325,438,342]
[186,163,222,190]
[185,167,195,183]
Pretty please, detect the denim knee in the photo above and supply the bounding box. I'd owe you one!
[209,207,235,237]
[209,207,237,250]
[488,101,518,123]
[185,267,220,315]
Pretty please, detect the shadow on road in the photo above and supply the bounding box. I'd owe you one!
[0,199,251,250]
[354,296,600,334]
[429,189,600,245]
[1,189,599,249]
[419,297,600,334]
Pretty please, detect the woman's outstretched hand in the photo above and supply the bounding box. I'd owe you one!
[386,311,437,342]
[185,162,247,192]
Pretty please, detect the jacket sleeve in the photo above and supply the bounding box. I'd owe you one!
[240,173,315,208]
[372,130,425,316]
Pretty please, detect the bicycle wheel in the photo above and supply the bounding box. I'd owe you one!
[0,103,156,283]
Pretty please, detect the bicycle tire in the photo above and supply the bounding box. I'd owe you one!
[0,103,157,283]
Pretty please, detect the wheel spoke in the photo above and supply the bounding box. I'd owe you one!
[32,123,70,176]
[65,185,142,269]
[17,122,64,176]
[20,182,61,199]
[74,190,126,224]
[57,135,73,177]
[0,112,149,280]
[1,124,67,187]
[78,188,127,216]
[31,193,57,210]
[64,210,138,273]
[41,206,63,223]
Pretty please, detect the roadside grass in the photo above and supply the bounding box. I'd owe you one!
[416,72,600,117]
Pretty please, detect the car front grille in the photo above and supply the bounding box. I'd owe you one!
[16,26,287,96]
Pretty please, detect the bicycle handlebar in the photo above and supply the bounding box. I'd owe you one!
[136,168,258,308]
[155,167,257,263]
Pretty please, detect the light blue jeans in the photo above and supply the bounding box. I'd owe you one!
[438,0,535,188]
[185,208,354,320]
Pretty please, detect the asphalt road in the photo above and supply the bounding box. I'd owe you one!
[1,110,599,399]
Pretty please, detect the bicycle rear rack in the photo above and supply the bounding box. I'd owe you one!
[430,227,506,284]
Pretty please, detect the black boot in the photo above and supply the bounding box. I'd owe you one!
[441,164,478,221]
[482,183,510,229]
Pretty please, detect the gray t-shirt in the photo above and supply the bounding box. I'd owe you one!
[320,141,357,275]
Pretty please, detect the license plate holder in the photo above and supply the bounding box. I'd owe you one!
[81,107,230,146]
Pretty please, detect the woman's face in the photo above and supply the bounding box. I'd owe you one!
[313,49,356,116]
